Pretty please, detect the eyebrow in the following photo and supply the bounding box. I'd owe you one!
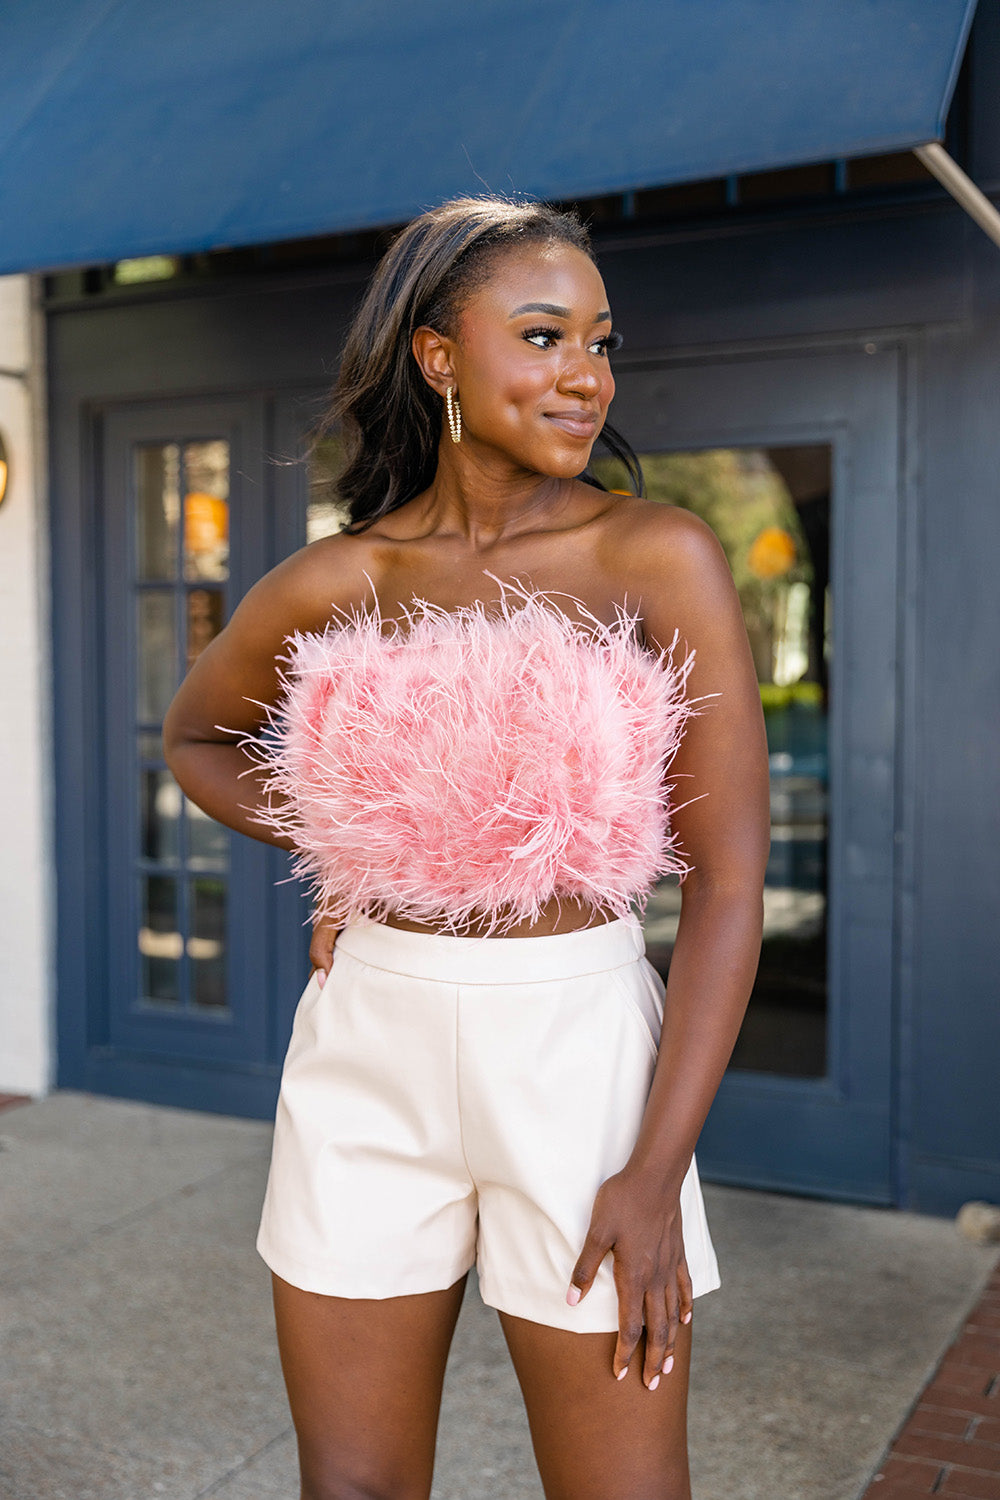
[509,301,613,322]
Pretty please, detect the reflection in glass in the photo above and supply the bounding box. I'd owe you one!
[138,873,181,1005]
[136,444,180,580]
[137,591,177,721]
[187,796,229,868]
[131,434,233,1018]
[141,769,181,863]
[306,432,349,542]
[183,441,230,581]
[593,446,831,1079]
[190,877,227,1010]
[186,588,225,671]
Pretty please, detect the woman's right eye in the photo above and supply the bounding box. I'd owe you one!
[522,325,562,349]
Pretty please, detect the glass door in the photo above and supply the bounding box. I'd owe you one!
[98,398,284,1111]
[606,348,900,1202]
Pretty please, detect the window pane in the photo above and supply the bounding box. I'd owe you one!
[190,877,227,1011]
[141,769,181,863]
[186,588,225,671]
[136,443,180,580]
[137,591,177,722]
[186,796,229,869]
[138,874,181,1006]
[183,440,229,581]
[594,445,831,1079]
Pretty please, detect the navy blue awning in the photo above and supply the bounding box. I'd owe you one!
[0,0,978,273]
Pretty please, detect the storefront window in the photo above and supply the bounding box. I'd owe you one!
[594,446,832,1078]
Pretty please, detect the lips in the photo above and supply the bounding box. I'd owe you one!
[544,411,601,439]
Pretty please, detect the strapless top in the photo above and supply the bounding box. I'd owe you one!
[242,574,708,937]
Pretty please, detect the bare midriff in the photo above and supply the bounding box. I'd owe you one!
[382,894,620,938]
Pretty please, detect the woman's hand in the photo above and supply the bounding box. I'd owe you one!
[568,1167,693,1389]
[309,916,341,989]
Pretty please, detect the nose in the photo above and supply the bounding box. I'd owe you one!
[557,345,603,398]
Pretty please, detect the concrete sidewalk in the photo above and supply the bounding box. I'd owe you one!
[0,1092,996,1500]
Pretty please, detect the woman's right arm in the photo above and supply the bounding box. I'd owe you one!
[162,538,368,849]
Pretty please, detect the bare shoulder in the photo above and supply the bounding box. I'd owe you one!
[598,496,731,616]
[232,528,387,641]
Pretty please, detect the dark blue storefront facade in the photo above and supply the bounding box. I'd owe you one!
[2,0,996,1214]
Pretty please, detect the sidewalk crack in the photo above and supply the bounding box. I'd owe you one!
[191,1424,295,1498]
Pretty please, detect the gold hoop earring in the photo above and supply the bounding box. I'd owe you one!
[445,386,462,445]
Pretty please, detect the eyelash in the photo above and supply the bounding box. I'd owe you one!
[521,325,624,356]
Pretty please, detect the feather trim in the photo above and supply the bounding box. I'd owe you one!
[236,572,714,937]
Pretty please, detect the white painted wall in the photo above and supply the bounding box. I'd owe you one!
[0,275,53,1095]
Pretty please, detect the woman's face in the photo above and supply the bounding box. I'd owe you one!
[446,242,618,479]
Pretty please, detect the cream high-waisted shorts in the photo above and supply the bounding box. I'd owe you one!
[256,915,720,1333]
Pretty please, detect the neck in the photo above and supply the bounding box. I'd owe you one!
[418,440,568,551]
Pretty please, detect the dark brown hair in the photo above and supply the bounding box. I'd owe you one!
[320,195,643,533]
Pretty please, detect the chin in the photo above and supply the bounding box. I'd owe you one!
[533,445,598,480]
[531,464,590,484]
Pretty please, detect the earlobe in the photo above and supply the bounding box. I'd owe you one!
[412,325,455,396]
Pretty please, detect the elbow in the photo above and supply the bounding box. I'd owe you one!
[679,816,770,907]
[162,700,185,776]
[679,851,768,909]
[677,871,766,950]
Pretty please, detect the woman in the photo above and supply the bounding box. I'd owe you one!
[164,195,770,1500]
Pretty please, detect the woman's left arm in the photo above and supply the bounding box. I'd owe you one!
[570,502,772,1387]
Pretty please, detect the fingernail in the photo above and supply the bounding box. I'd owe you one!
[616,1366,628,1381]
[648,1375,660,1391]
[566,1285,581,1306]
[662,1354,674,1375]
[316,971,326,989]
[682,1310,692,1324]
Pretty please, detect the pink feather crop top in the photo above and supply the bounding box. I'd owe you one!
[243,574,705,937]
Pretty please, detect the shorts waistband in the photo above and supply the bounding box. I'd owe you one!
[334,915,645,984]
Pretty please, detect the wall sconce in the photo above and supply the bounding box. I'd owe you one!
[0,431,8,506]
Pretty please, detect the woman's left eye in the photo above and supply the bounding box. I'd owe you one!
[590,331,624,356]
